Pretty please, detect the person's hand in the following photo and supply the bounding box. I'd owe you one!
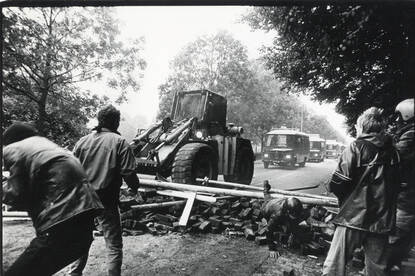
[134,191,145,204]
[127,187,137,195]
[269,251,280,259]
[2,171,10,182]
[126,188,145,204]
[388,235,399,244]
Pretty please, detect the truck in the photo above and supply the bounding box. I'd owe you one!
[130,90,254,184]
[308,134,326,162]
[325,140,340,159]
[262,127,310,168]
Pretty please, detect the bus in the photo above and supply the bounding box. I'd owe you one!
[308,135,326,162]
[262,128,310,168]
[325,140,340,159]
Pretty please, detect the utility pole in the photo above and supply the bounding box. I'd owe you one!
[300,104,304,132]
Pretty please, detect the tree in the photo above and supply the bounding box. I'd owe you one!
[2,7,146,144]
[157,31,255,122]
[302,114,346,142]
[237,60,301,147]
[245,5,415,134]
[118,113,150,143]
[157,32,344,148]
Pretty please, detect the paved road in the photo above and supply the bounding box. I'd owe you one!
[249,158,338,196]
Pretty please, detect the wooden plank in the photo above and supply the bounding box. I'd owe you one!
[130,200,186,210]
[157,190,216,203]
[179,192,196,226]
[2,211,28,217]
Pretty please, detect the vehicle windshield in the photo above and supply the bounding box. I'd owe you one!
[265,134,288,147]
[310,141,322,150]
[326,144,338,150]
[173,93,206,121]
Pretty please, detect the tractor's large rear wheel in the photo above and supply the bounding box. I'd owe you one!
[224,146,254,184]
[171,143,218,185]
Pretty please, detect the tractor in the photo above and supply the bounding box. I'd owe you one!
[130,89,254,184]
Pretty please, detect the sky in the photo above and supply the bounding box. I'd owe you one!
[109,6,352,143]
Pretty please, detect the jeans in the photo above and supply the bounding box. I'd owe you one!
[5,218,93,276]
[323,226,389,276]
[69,205,123,276]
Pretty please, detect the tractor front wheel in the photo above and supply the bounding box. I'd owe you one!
[171,143,218,185]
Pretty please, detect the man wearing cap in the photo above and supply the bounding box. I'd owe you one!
[2,122,103,276]
[69,105,141,276]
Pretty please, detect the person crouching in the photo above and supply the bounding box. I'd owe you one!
[261,181,308,258]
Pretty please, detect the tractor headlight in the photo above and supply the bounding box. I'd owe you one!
[195,131,203,139]
[285,154,292,159]
[264,153,269,158]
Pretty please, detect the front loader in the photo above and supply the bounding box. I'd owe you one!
[130,90,254,185]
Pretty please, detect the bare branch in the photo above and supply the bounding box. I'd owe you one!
[51,8,64,25]
[19,65,42,87]
[56,70,101,87]
[41,8,49,28]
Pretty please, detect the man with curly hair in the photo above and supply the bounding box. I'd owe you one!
[322,107,400,276]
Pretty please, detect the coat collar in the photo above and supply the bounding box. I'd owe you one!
[357,132,392,149]
[96,127,120,135]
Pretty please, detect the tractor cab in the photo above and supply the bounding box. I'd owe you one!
[171,90,227,137]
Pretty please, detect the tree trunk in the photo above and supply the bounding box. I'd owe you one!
[260,133,265,151]
[36,80,49,135]
[37,11,53,135]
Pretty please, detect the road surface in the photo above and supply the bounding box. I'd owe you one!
[219,158,338,196]
[252,158,338,194]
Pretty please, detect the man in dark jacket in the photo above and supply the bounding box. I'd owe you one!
[69,105,141,276]
[387,98,415,270]
[2,122,103,276]
[322,107,400,276]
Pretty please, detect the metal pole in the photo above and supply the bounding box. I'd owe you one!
[196,178,327,200]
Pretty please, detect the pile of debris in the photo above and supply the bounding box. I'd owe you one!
[117,178,338,258]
